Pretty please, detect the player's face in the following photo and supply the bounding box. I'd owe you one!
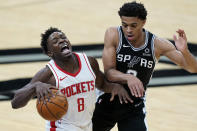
[47,32,72,58]
[120,16,146,43]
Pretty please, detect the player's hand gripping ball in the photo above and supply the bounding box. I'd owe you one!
[36,89,68,121]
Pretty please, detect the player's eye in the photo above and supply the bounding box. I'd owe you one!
[52,38,58,44]
[122,24,128,28]
[131,24,137,28]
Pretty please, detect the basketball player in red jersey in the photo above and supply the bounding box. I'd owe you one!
[92,1,197,131]
[11,27,133,131]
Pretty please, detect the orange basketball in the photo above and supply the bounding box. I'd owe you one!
[36,89,68,121]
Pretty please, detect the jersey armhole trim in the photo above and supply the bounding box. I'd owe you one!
[151,35,157,63]
[116,26,122,54]
[47,62,60,89]
[82,53,96,80]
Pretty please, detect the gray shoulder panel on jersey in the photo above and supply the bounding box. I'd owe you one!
[116,26,122,54]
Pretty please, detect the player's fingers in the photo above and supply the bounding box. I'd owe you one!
[132,86,138,97]
[125,93,133,103]
[178,29,184,37]
[135,84,143,97]
[37,94,41,104]
[45,91,51,102]
[40,93,46,104]
[173,35,177,41]
[110,92,115,102]
[118,94,123,104]
[127,96,133,103]
[135,85,141,97]
[181,30,187,40]
[49,87,56,97]
[179,29,184,32]
[129,86,135,96]
[46,88,53,98]
[123,96,128,103]
[139,83,145,97]
[177,29,183,33]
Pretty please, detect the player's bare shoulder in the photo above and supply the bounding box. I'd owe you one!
[31,65,55,85]
[87,56,99,74]
[105,26,119,47]
[106,27,118,35]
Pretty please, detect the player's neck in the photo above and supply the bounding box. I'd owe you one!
[130,31,145,48]
[55,54,79,73]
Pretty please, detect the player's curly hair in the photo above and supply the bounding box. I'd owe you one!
[40,27,62,54]
[118,1,147,20]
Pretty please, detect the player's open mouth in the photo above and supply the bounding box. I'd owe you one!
[61,46,69,52]
[61,45,71,55]
[127,34,134,41]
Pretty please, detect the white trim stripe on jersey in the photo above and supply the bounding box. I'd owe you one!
[82,53,96,79]
[48,63,60,89]
[142,93,148,131]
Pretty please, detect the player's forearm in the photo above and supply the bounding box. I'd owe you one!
[95,71,121,93]
[182,50,197,73]
[98,79,122,93]
[11,83,37,109]
[106,69,131,84]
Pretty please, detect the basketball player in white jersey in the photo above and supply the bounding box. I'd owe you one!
[11,27,133,131]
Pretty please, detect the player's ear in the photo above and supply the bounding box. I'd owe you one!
[142,20,146,26]
[47,51,53,57]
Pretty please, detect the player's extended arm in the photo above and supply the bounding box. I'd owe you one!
[11,66,55,109]
[102,27,144,97]
[156,29,197,73]
[173,29,197,72]
[88,56,133,104]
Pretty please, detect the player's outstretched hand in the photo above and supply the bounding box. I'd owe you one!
[34,82,56,103]
[110,83,133,104]
[173,29,188,53]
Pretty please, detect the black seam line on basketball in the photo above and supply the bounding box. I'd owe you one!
[36,100,43,106]
[40,102,45,116]
[47,101,67,111]
[45,103,59,120]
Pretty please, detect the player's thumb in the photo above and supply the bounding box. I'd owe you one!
[173,35,177,41]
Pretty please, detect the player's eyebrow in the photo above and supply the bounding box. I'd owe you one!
[122,22,137,26]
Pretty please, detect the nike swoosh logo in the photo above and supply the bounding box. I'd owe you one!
[60,76,67,81]
[123,44,130,47]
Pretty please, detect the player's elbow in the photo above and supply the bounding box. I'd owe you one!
[187,68,197,73]
[184,64,197,73]
[11,98,26,109]
[11,100,19,109]
[105,70,114,82]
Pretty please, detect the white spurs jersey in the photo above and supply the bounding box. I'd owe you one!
[46,52,96,131]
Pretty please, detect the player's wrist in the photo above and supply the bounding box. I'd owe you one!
[181,48,190,55]
[125,74,134,83]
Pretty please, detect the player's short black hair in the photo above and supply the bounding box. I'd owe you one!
[118,1,147,20]
[40,27,62,54]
